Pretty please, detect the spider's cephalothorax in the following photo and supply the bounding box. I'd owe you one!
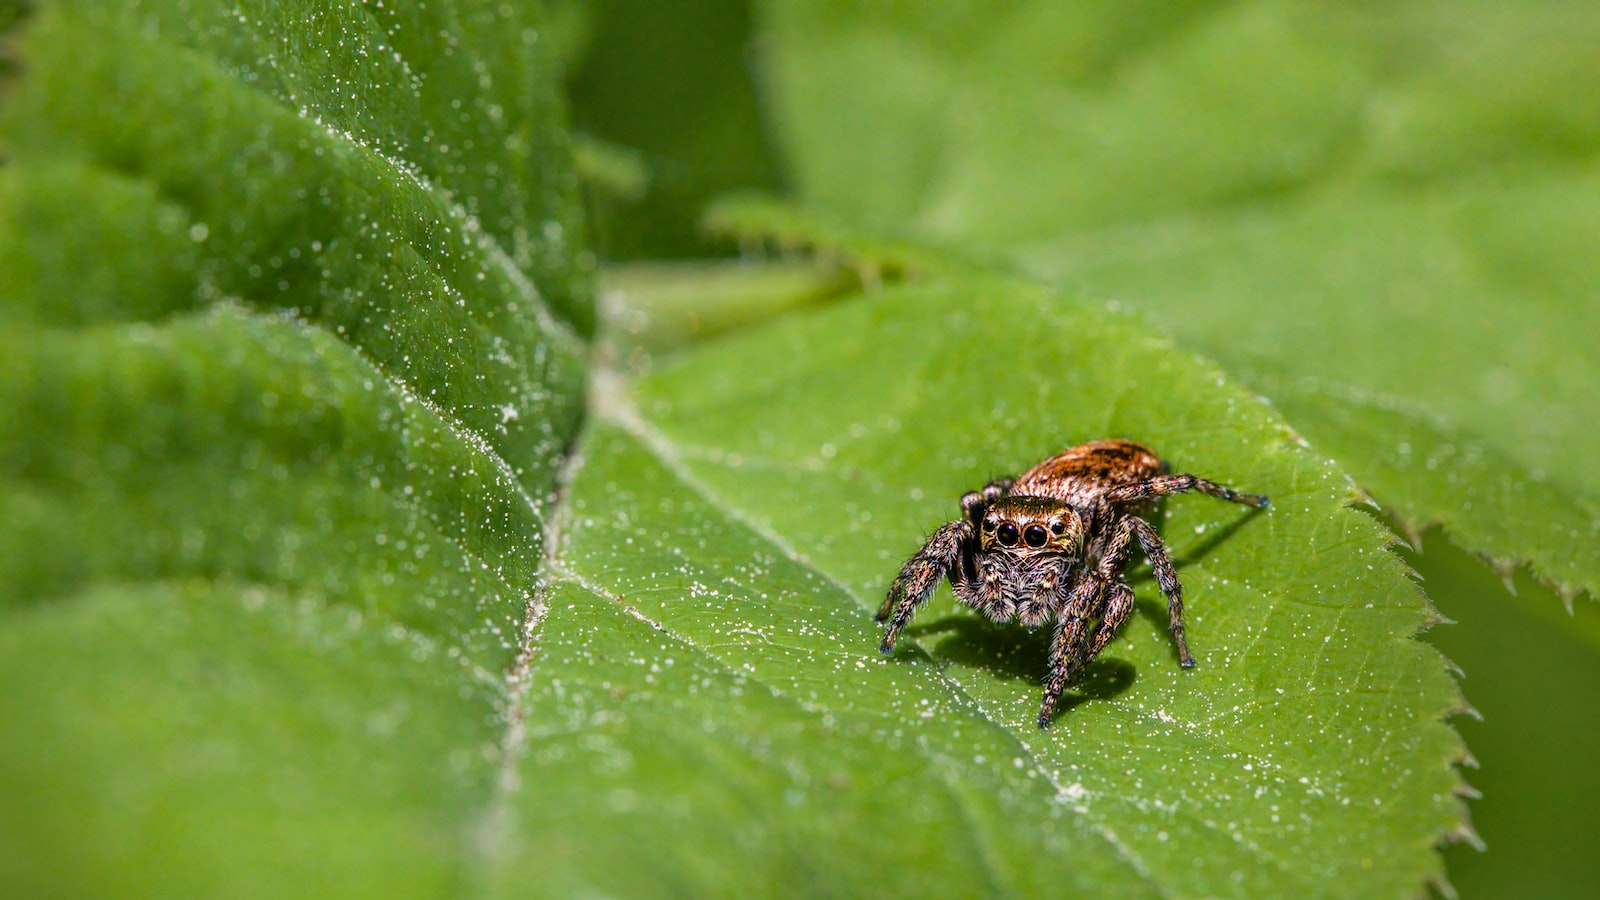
[876,439,1268,728]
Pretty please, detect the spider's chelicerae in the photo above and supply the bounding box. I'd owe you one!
[877,439,1268,728]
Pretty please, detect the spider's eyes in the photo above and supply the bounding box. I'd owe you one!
[1023,524,1049,548]
[1049,521,1067,536]
[995,522,1020,546]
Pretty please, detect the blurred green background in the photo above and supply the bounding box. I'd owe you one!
[1407,530,1600,898]
[564,2,1600,896]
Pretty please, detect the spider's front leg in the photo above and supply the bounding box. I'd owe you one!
[1038,571,1100,728]
[1038,579,1140,727]
[876,519,971,653]
[1083,514,1201,668]
[1037,519,1140,727]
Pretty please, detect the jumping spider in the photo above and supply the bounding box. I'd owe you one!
[876,440,1268,728]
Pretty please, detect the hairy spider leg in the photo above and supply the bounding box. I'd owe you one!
[960,492,985,526]
[1102,472,1266,666]
[875,520,969,652]
[1037,516,1143,727]
[1039,575,1101,727]
[1089,513,1139,643]
[981,477,1015,504]
[961,477,1016,527]
[1085,583,1138,662]
[1124,515,1198,666]
[1040,582,1138,731]
[1104,473,1269,509]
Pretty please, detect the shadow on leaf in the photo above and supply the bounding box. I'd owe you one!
[1132,505,1269,661]
[1167,505,1269,570]
[906,614,1138,709]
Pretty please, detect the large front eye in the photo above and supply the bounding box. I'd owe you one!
[1023,524,1049,548]
[996,522,1020,547]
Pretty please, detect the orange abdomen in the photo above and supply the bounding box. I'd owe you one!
[1012,439,1164,504]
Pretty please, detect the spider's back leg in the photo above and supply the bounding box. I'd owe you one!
[1104,473,1268,508]
[961,477,1016,527]
[1124,515,1199,667]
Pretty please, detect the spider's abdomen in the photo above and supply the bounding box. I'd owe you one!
[1012,439,1163,506]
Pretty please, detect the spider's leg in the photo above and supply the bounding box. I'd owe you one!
[875,527,952,623]
[1038,572,1100,728]
[1083,510,1137,613]
[1045,517,1137,699]
[877,519,968,652]
[1124,515,1197,667]
[1083,582,1137,662]
[981,477,1015,504]
[959,492,985,527]
[1104,473,1268,509]
[961,477,1016,527]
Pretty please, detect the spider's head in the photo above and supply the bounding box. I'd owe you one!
[980,497,1084,557]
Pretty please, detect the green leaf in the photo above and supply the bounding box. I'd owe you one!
[0,0,583,892]
[525,276,1467,896]
[752,0,1600,604]
[0,580,505,896]
[1,1,1474,896]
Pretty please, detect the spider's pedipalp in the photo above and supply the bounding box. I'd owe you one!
[1016,556,1070,629]
[956,553,1016,622]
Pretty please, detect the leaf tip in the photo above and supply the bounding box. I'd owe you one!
[1556,581,1580,615]
[1427,873,1462,900]
[1446,697,1484,723]
[1444,817,1487,854]
[1489,557,1519,596]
